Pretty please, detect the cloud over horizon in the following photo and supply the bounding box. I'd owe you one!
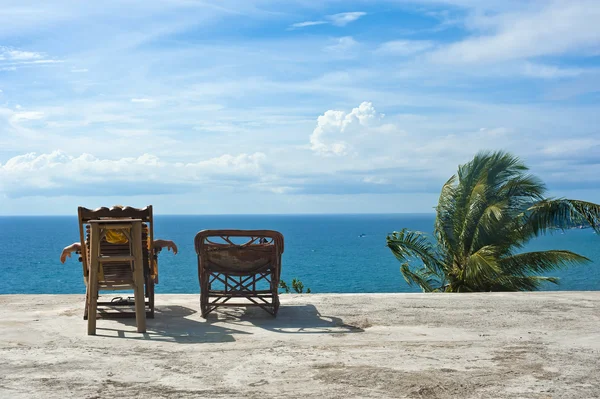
[0,150,267,198]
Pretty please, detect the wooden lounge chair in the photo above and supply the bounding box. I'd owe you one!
[77,206,160,322]
[194,230,284,317]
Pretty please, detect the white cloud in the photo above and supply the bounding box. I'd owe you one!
[310,102,384,156]
[288,21,327,29]
[376,40,435,56]
[429,1,600,64]
[5,49,43,60]
[363,176,388,185]
[268,186,294,194]
[193,121,241,133]
[324,36,358,54]
[31,59,63,64]
[0,46,60,70]
[106,128,152,137]
[478,127,510,137]
[522,62,583,79]
[540,138,600,157]
[11,111,45,122]
[71,68,89,73]
[131,98,154,103]
[289,11,366,29]
[328,12,366,27]
[0,150,267,197]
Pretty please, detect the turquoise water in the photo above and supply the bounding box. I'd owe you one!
[0,214,599,294]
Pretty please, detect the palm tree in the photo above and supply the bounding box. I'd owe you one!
[387,151,600,292]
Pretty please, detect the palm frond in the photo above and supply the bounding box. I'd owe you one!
[463,245,502,288]
[455,152,532,261]
[527,199,600,234]
[499,174,546,204]
[386,229,444,274]
[489,275,560,291]
[567,199,600,232]
[399,263,438,292]
[461,186,503,256]
[500,250,590,275]
[469,199,512,250]
[434,175,458,255]
[484,151,529,187]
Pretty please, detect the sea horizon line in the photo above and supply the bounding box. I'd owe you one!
[0,212,438,218]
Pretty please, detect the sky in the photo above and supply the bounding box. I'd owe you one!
[0,0,599,215]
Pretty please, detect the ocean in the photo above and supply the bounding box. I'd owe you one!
[1,214,599,294]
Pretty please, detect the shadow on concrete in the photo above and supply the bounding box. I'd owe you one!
[96,305,250,343]
[207,304,366,334]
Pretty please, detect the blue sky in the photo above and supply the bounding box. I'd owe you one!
[0,0,599,215]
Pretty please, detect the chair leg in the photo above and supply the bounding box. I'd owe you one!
[87,224,99,335]
[148,278,155,319]
[87,289,98,334]
[197,268,282,317]
[200,270,208,318]
[272,272,280,317]
[200,300,207,318]
[132,222,147,333]
[83,289,89,320]
[273,295,280,317]
[200,291,208,318]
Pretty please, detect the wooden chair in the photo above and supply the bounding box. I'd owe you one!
[77,206,160,325]
[194,230,284,317]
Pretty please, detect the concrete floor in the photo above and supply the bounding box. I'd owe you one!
[1,292,599,398]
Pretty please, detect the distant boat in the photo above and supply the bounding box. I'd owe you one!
[358,233,366,238]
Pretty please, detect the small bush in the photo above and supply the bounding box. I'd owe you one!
[279,278,311,293]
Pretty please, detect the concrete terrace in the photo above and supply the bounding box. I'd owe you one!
[1,292,599,398]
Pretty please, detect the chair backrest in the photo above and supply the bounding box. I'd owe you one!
[194,230,284,273]
[77,206,154,276]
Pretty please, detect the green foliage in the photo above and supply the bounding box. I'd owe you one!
[279,280,290,293]
[279,278,311,293]
[387,150,600,292]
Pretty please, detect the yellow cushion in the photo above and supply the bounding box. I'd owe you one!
[105,230,129,244]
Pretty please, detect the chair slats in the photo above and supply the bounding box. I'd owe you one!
[194,229,284,317]
[79,206,152,222]
[77,206,157,322]
[98,255,136,262]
